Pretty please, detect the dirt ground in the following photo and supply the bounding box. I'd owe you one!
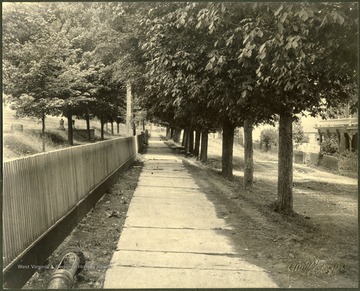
[182,139,358,288]
[22,138,357,289]
[23,159,144,289]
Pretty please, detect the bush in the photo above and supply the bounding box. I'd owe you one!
[3,130,68,160]
[340,149,357,158]
[30,130,68,146]
[260,128,278,151]
[46,131,67,144]
[320,134,339,155]
[3,133,40,156]
[338,150,358,171]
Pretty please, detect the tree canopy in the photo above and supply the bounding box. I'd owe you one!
[3,2,131,143]
[136,2,358,213]
[3,2,358,214]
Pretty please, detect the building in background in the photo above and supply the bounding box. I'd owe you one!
[315,116,358,153]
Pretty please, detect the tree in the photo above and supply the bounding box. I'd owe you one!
[51,62,100,145]
[199,2,357,209]
[7,94,62,151]
[293,120,309,148]
[260,128,279,151]
[137,3,222,161]
[2,2,76,147]
[251,2,358,214]
[93,2,150,136]
[137,3,271,180]
[50,2,126,144]
[7,2,355,216]
[3,2,132,145]
[138,2,357,214]
[175,2,276,181]
[243,119,254,188]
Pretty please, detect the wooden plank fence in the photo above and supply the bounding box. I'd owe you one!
[3,135,141,269]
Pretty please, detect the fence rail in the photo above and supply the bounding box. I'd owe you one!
[3,135,142,269]
[316,117,358,128]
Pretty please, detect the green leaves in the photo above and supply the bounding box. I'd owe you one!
[296,8,311,21]
[254,2,357,115]
[274,5,283,17]
[279,12,288,23]
[4,2,357,132]
[225,34,234,46]
[277,22,284,34]
[259,43,266,59]
[3,2,129,124]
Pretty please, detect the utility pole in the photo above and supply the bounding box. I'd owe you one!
[126,81,132,136]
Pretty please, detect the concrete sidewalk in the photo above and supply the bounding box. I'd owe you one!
[103,135,277,288]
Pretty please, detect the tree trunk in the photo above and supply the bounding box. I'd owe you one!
[182,128,188,147]
[111,122,114,135]
[189,129,194,154]
[222,119,235,179]
[41,111,46,152]
[67,112,73,146]
[117,122,120,134]
[142,120,145,131]
[132,122,136,136]
[184,129,190,153]
[244,119,254,189]
[200,130,208,162]
[86,113,91,141]
[277,113,294,215]
[166,127,170,138]
[173,129,181,143]
[177,129,182,142]
[100,116,105,140]
[194,131,201,157]
[170,128,174,139]
[126,81,132,136]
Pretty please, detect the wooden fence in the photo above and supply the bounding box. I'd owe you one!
[3,135,141,269]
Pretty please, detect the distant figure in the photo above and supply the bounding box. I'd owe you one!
[59,118,65,130]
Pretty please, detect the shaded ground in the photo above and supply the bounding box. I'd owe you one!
[20,136,357,288]
[23,159,143,289]
[181,138,358,288]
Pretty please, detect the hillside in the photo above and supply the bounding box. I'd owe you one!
[2,106,127,162]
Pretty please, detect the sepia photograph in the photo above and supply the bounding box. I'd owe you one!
[2,1,358,289]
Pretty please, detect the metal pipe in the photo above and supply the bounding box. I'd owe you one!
[47,249,85,289]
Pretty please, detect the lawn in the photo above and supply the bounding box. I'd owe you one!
[3,106,128,161]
